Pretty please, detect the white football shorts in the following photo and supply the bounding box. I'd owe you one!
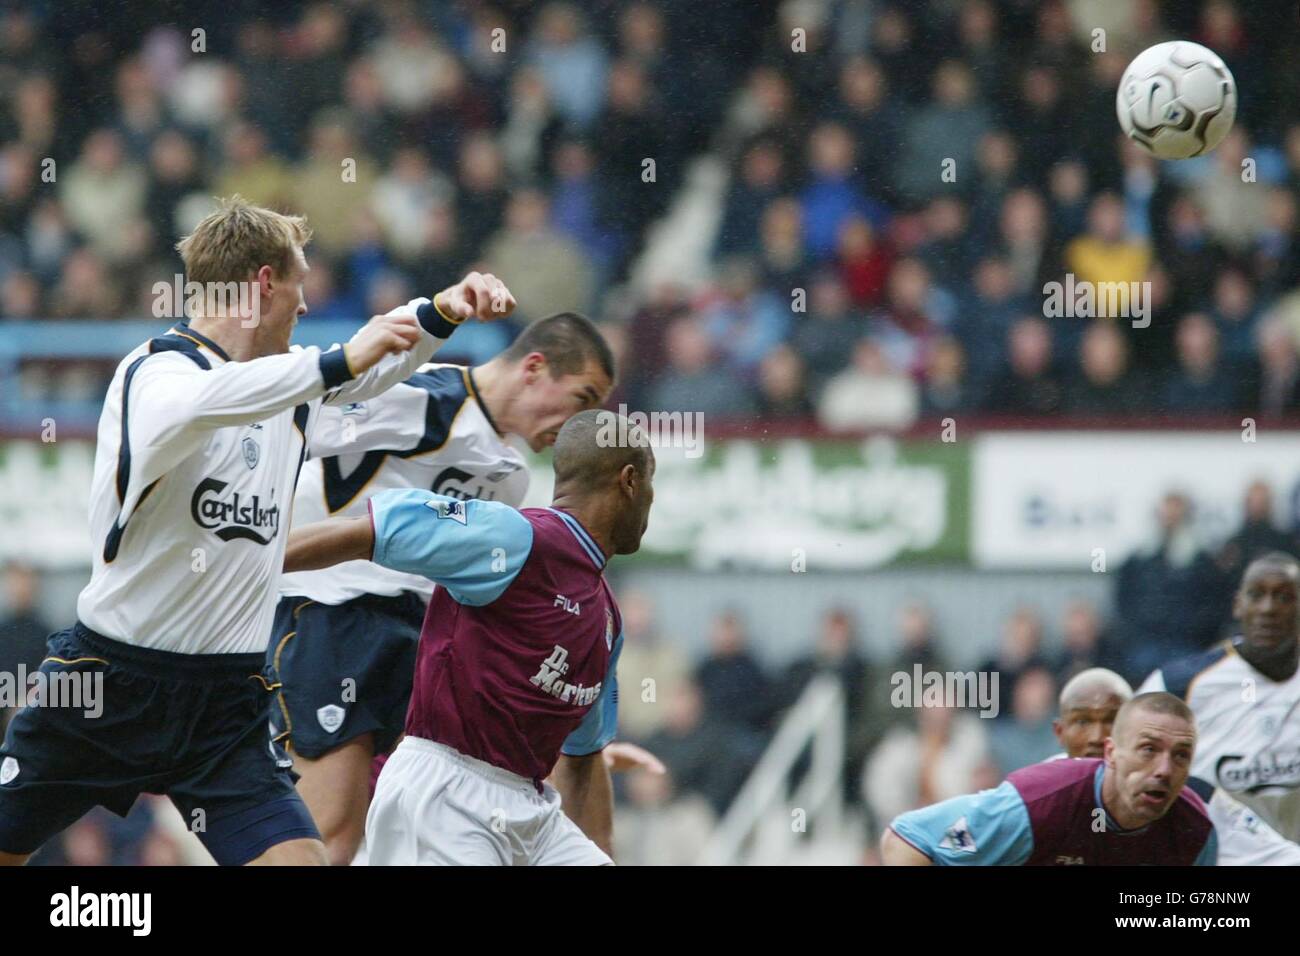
[365,736,612,866]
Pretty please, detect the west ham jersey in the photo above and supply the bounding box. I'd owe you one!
[279,364,529,605]
[367,489,622,783]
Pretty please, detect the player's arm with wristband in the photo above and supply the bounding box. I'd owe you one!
[321,272,515,407]
[883,781,1035,866]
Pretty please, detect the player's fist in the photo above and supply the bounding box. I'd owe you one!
[434,271,516,323]
[343,312,421,374]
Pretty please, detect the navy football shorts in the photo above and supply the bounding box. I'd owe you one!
[0,623,319,864]
[268,591,425,760]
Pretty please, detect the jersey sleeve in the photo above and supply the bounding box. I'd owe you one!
[560,631,624,757]
[320,298,458,407]
[888,781,1034,866]
[307,378,432,458]
[368,488,532,605]
[1209,789,1300,865]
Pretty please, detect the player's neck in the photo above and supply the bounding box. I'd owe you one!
[187,315,258,362]
[1237,637,1300,682]
[468,358,512,435]
[549,492,613,561]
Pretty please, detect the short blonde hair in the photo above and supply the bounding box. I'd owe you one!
[176,195,312,285]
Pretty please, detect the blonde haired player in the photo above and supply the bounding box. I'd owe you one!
[0,197,514,866]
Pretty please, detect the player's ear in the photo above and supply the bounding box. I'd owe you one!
[1051,717,1064,746]
[522,351,547,382]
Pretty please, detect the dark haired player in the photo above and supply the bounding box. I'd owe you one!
[271,314,615,864]
[282,410,653,864]
[881,692,1216,865]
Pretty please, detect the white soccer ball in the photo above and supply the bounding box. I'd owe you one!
[1115,40,1237,160]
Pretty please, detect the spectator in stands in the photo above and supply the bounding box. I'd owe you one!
[1053,599,1123,686]
[695,610,773,734]
[862,601,948,746]
[699,256,790,375]
[829,57,903,203]
[1063,193,1151,315]
[614,590,691,741]
[835,215,893,310]
[293,111,378,257]
[648,316,756,417]
[1210,267,1260,365]
[978,606,1052,720]
[802,122,887,260]
[920,336,972,415]
[1115,491,1226,679]
[1215,481,1300,602]
[791,271,866,394]
[894,60,991,205]
[757,196,807,293]
[59,129,147,264]
[988,665,1061,774]
[481,188,595,321]
[641,681,765,815]
[716,137,787,257]
[527,3,609,130]
[817,338,919,432]
[1163,313,1238,413]
[755,345,814,420]
[1250,315,1300,416]
[983,316,1065,415]
[1065,320,1144,416]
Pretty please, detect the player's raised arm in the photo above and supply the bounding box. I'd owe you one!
[322,273,515,407]
[283,516,375,574]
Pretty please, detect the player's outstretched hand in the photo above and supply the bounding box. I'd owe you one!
[434,271,516,323]
[343,312,422,375]
[602,741,666,775]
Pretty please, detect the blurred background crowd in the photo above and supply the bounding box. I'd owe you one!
[3,0,1300,864]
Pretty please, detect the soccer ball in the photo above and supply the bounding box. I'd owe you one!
[1115,41,1237,160]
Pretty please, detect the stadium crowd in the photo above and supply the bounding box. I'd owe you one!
[3,0,1300,427]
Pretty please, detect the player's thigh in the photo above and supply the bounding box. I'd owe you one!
[167,709,321,866]
[247,837,327,866]
[528,794,613,866]
[292,733,375,860]
[365,742,510,866]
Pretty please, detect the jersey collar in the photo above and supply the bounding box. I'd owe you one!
[171,323,232,363]
[546,507,607,570]
[464,367,504,437]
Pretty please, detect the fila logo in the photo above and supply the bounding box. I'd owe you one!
[554,594,580,615]
[1055,855,1085,865]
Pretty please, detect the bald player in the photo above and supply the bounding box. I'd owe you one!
[882,692,1216,865]
[281,409,654,864]
[1140,551,1300,862]
[1053,668,1132,759]
[1051,668,1298,863]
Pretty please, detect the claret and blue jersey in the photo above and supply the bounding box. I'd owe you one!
[890,757,1217,866]
[368,488,623,784]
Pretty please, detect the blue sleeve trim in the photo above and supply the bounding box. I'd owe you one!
[561,630,624,756]
[890,781,1034,866]
[319,348,354,389]
[416,299,460,339]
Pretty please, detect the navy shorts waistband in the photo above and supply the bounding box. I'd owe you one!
[70,622,268,680]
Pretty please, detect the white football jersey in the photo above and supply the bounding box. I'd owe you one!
[76,299,454,655]
[279,363,530,604]
[1208,788,1300,865]
[1140,640,1300,843]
